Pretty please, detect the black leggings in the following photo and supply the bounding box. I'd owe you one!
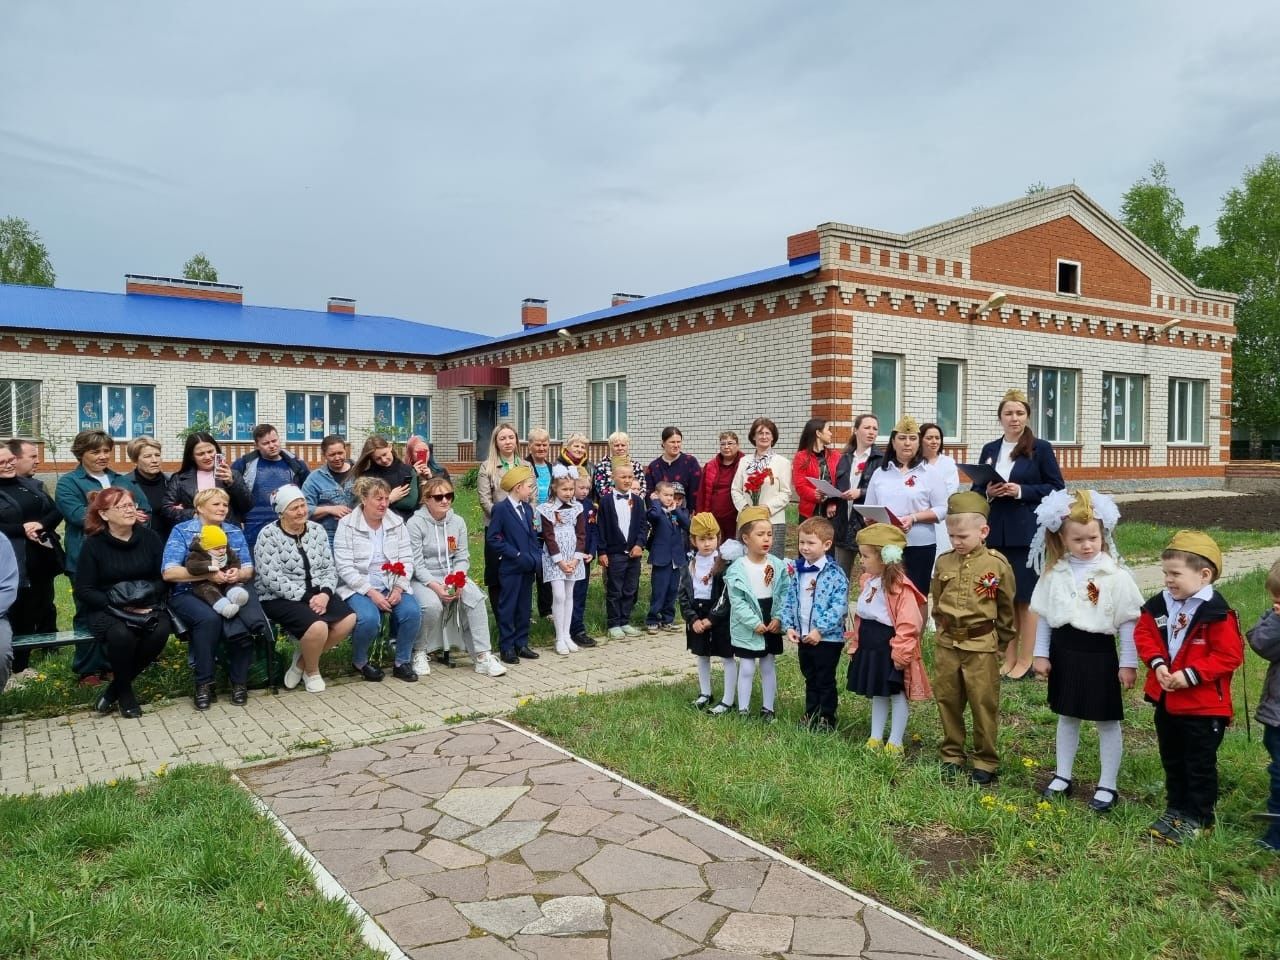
[92,612,171,698]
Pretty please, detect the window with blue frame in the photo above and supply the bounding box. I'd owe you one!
[77,383,156,440]
[187,387,257,441]
[285,392,348,443]
[372,394,430,441]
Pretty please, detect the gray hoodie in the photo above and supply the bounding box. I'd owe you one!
[1247,610,1280,728]
[407,507,484,609]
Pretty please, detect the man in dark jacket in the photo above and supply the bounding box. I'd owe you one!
[0,535,18,693]
[232,424,309,552]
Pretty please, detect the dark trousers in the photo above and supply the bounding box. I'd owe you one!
[10,574,58,672]
[170,590,265,686]
[496,567,533,656]
[799,641,843,721]
[1154,700,1228,825]
[571,561,592,637]
[91,612,170,698]
[646,563,679,626]
[604,554,641,628]
[483,535,502,613]
[535,568,552,618]
[1263,724,1280,847]
[902,545,936,597]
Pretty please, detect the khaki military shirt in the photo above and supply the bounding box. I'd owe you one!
[930,544,1018,653]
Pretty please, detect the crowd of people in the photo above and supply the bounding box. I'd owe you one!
[0,391,1277,850]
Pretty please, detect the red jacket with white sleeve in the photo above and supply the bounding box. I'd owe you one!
[1133,589,1244,719]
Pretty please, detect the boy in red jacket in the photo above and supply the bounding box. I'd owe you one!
[1134,530,1244,845]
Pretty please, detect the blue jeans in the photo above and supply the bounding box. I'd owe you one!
[646,563,679,626]
[1264,724,1280,848]
[347,590,422,667]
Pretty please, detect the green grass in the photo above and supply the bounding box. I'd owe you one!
[0,765,380,960]
[512,567,1280,960]
[1115,522,1278,564]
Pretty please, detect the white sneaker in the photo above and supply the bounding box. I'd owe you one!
[474,653,507,677]
[303,672,326,693]
[412,651,432,676]
[283,652,304,690]
[554,639,570,656]
[608,627,625,640]
[565,637,580,652]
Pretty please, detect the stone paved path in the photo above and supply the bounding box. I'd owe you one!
[239,719,981,960]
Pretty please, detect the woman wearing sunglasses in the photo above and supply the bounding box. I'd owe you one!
[407,476,507,678]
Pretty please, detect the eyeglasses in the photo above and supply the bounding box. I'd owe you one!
[107,502,137,511]
[428,493,455,503]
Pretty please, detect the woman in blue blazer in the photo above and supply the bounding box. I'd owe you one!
[970,389,1065,681]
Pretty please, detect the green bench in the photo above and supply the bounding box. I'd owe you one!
[12,629,96,652]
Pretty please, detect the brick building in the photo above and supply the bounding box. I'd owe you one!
[0,185,1236,486]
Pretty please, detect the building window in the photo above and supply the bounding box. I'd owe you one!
[1168,378,1206,444]
[284,392,348,443]
[871,354,901,438]
[1057,259,1080,295]
[0,379,40,437]
[459,393,473,443]
[373,394,431,442]
[79,383,156,441]
[589,377,627,440]
[1027,367,1078,443]
[1101,373,1145,444]
[514,388,530,439]
[936,360,964,440]
[544,384,563,441]
[188,388,256,441]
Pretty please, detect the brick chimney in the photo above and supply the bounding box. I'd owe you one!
[611,292,644,307]
[327,297,356,315]
[125,274,243,304]
[521,298,548,329]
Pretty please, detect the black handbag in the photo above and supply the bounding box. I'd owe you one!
[106,579,166,632]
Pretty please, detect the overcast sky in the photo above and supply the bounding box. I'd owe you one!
[3,1,1278,336]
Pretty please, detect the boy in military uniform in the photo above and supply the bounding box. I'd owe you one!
[930,491,1018,784]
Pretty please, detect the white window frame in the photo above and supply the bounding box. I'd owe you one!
[0,379,40,437]
[871,354,902,440]
[1101,373,1146,444]
[1056,258,1081,296]
[935,360,964,441]
[371,394,431,442]
[80,382,156,442]
[513,388,530,439]
[589,377,627,441]
[1168,378,1207,445]
[188,387,258,442]
[1027,366,1079,444]
[543,383,563,441]
[458,393,473,444]
[284,391,348,443]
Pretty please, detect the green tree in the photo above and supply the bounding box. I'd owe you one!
[1200,154,1280,443]
[183,252,218,282]
[0,216,55,286]
[1119,160,1201,278]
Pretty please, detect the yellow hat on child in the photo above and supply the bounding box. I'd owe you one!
[689,513,721,539]
[1166,530,1223,577]
[736,506,771,531]
[500,465,533,492]
[199,524,228,549]
[856,524,906,549]
[948,491,990,518]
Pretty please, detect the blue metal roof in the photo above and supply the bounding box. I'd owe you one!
[0,282,494,354]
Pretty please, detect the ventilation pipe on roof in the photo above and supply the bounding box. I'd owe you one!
[521,298,548,329]
[611,292,644,307]
[327,297,356,316]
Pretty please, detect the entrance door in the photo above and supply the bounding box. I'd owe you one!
[475,390,497,459]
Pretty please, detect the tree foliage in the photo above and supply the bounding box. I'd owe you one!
[0,216,56,286]
[1199,154,1280,437]
[1119,161,1201,278]
[182,252,218,282]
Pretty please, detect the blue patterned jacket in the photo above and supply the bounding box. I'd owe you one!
[780,559,849,644]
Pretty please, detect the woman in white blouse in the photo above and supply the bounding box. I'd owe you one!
[731,417,792,559]
[863,415,948,593]
[920,422,961,562]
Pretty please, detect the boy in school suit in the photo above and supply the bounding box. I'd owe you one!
[597,457,649,641]
[645,480,690,634]
[485,465,541,665]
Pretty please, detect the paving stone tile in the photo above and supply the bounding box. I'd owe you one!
[461,820,544,857]
[376,787,432,810]
[519,895,608,935]
[705,861,768,893]
[376,898,470,948]
[326,850,394,889]
[512,934,608,960]
[401,806,443,833]
[665,818,764,861]
[546,804,614,836]
[616,886,705,920]
[504,795,559,821]
[382,850,444,880]
[626,826,714,864]
[790,916,866,956]
[713,913,794,954]
[434,785,529,826]
[407,939,526,960]
[518,832,599,872]
[429,815,473,840]
[661,900,728,942]
[609,903,700,960]
[476,757,561,775]
[456,895,542,937]
[707,887,759,912]
[355,879,428,915]
[418,837,487,869]
[526,760,609,786]
[862,907,971,959]
[588,812,657,843]
[525,782,579,804]
[578,845,705,895]
[436,733,497,756]
[307,828,424,852]
[577,779,622,802]
[528,872,595,896]
[454,770,504,788]
[412,865,490,901]
[485,860,537,898]
[751,865,861,919]
[387,763,466,797]
[592,797,684,822]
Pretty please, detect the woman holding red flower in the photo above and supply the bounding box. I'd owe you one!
[831,414,883,575]
[731,418,792,559]
[407,476,507,679]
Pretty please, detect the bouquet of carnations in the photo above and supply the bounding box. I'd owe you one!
[380,561,408,590]
[743,467,773,505]
[444,570,467,597]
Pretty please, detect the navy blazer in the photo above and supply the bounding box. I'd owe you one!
[646,505,689,567]
[485,498,540,573]
[971,437,1065,548]
[596,491,650,556]
[577,496,600,557]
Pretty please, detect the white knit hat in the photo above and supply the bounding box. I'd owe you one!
[272,483,306,515]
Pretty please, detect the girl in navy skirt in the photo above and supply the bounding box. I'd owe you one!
[1029,489,1143,812]
[846,523,932,752]
[678,512,739,713]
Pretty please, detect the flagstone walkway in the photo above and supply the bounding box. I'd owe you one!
[239,719,982,960]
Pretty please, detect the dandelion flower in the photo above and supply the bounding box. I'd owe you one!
[1037,800,1052,812]
[154,763,169,778]
[1025,840,1037,850]
[1021,757,1039,769]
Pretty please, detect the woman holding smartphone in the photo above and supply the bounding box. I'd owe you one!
[162,432,253,529]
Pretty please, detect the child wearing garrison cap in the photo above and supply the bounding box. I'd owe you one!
[847,522,932,749]
[1029,490,1144,813]
[485,464,541,664]
[596,457,649,640]
[781,516,850,732]
[184,524,250,618]
[930,491,1017,784]
[723,505,792,722]
[1134,530,1245,845]
[678,512,737,712]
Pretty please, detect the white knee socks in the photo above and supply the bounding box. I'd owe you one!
[696,656,712,697]
[760,655,777,712]
[719,657,737,706]
[551,580,573,645]
[736,655,777,713]
[1055,716,1082,782]
[870,696,889,742]
[1052,715,1123,799]
[888,692,909,747]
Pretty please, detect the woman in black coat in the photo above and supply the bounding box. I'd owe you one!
[74,486,171,718]
[0,445,63,671]
[163,432,253,529]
